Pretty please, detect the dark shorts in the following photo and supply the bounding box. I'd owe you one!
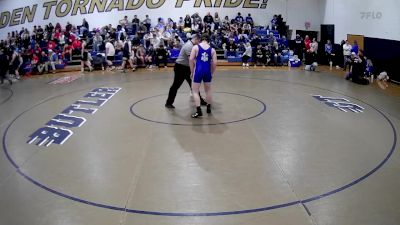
[107,56,114,61]
[81,52,88,61]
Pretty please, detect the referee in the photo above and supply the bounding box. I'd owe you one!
[165,34,206,108]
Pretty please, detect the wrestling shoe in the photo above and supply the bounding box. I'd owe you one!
[206,104,211,114]
[191,107,203,118]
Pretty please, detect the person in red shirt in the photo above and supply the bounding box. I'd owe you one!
[72,39,82,55]
[63,44,72,61]
[34,43,42,54]
[31,53,39,73]
[54,29,61,40]
[55,23,62,31]
[304,35,311,51]
[47,39,56,51]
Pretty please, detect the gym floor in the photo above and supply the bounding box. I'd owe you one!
[0,66,399,225]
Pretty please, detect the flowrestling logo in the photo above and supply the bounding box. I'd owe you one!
[27,87,121,147]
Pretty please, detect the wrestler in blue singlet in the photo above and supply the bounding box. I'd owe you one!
[193,45,212,83]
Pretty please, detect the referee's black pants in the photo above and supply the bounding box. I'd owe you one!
[166,63,203,105]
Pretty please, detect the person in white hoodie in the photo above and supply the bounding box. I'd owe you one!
[343,40,352,71]
[242,42,252,68]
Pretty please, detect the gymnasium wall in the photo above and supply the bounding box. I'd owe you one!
[320,0,400,42]
[0,0,321,39]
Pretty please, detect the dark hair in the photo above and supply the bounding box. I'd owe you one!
[201,33,210,42]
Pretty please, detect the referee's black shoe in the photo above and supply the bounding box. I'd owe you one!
[165,104,175,109]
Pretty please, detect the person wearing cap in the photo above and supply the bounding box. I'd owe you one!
[165,34,206,108]
[0,48,12,85]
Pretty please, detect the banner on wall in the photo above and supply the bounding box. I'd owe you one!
[0,0,269,29]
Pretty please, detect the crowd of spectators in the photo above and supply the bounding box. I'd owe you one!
[0,11,375,85]
[0,12,291,76]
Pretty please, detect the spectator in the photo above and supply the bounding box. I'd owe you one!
[119,16,129,27]
[272,41,282,66]
[254,44,266,67]
[235,12,244,24]
[155,44,168,68]
[305,43,317,71]
[351,40,359,54]
[62,44,72,61]
[325,40,333,65]
[120,37,134,72]
[224,39,238,58]
[271,15,278,30]
[80,40,93,72]
[93,32,103,52]
[311,38,318,53]
[214,12,221,30]
[72,38,82,55]
[304,35,311,52]
[347,50,368,85]
[105,39,116,70]
[203,12,214,27]
[184,14,192,29]
[38,51,49,74]
[191,13,202,25]
[48,49,58,73]
[223,16,230,29]
[242,42,252,68]
[145,44,155,68]
[136,45,146,66]
[31,53,39,73]
[177,17,184,32]
[47,38,56,51]
[132,15,140,35]
[137,22,148,39]
[80,18,89,35]
[144,15,152,31]
[246,14,254,27]
[343,40,352,71]
[36,25,44,40]
[281,35,289,49]
[150,30,161,49]
[9,48,23,79]
[155,18,165,32]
